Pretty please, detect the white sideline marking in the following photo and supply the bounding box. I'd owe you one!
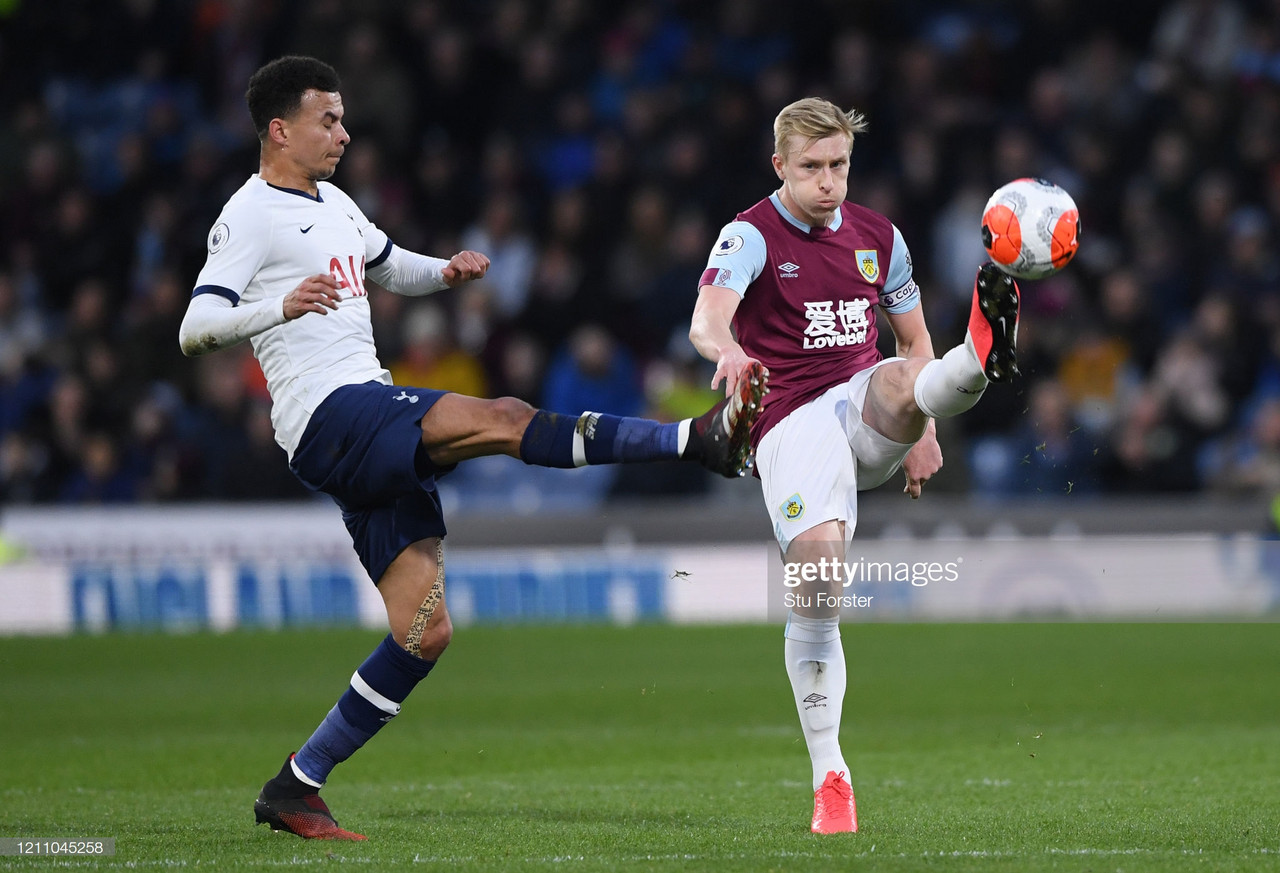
[9,845,1276,869]
[1046,847,1150,856]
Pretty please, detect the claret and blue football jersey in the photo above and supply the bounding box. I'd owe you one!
[700,193,920,446]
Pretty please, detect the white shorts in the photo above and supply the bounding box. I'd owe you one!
[756,359,917,554]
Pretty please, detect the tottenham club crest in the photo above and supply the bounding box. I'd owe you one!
[208,223,230,254]
[855,249,879,283]
[781,493,805,521]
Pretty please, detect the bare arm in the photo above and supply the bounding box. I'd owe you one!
[880,302,936,361]
[689,285,762,397]
[881,301,941,498]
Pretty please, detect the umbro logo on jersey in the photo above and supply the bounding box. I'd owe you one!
[803,693,828,709]
[300,224,315,234]
[779,262,800,278]
[393,391,419,403]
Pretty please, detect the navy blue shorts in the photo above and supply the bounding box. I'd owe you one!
[290,382,451,584]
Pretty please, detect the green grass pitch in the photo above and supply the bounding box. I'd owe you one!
[2,622,1278,871]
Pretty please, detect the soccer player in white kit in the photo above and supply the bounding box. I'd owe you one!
[179,56,766,840]
[689,98,1020,833]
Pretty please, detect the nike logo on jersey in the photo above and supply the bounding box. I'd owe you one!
[393,391,419,404]
[300,224,314,233]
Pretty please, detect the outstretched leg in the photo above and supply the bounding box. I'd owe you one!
[419,362,768,478]
[863,264,1019,441]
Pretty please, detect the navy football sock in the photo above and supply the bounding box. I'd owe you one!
[292,634,436,786]
[261,754,315,801]
[518,410,578,467]
[519,410,686,467]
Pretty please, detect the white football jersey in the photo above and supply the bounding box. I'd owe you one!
[193,175,393,457]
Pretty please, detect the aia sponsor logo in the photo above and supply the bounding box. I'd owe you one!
[329,254,367,297]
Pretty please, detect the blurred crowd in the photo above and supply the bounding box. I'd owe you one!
[3,0,1280,508]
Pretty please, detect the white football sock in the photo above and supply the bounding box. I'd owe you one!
[784,612,848,791]
[913,336,988,419]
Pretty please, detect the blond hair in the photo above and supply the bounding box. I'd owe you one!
[773,97,868,160]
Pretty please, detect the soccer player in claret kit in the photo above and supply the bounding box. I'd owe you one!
[688,97,1020,833]
[179,56,766,840]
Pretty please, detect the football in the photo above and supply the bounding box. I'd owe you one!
[981,178,1080,280]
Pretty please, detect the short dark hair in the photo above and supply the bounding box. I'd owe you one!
[246,56,341,140]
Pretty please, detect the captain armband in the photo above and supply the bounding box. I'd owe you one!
[881,279,920,312]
